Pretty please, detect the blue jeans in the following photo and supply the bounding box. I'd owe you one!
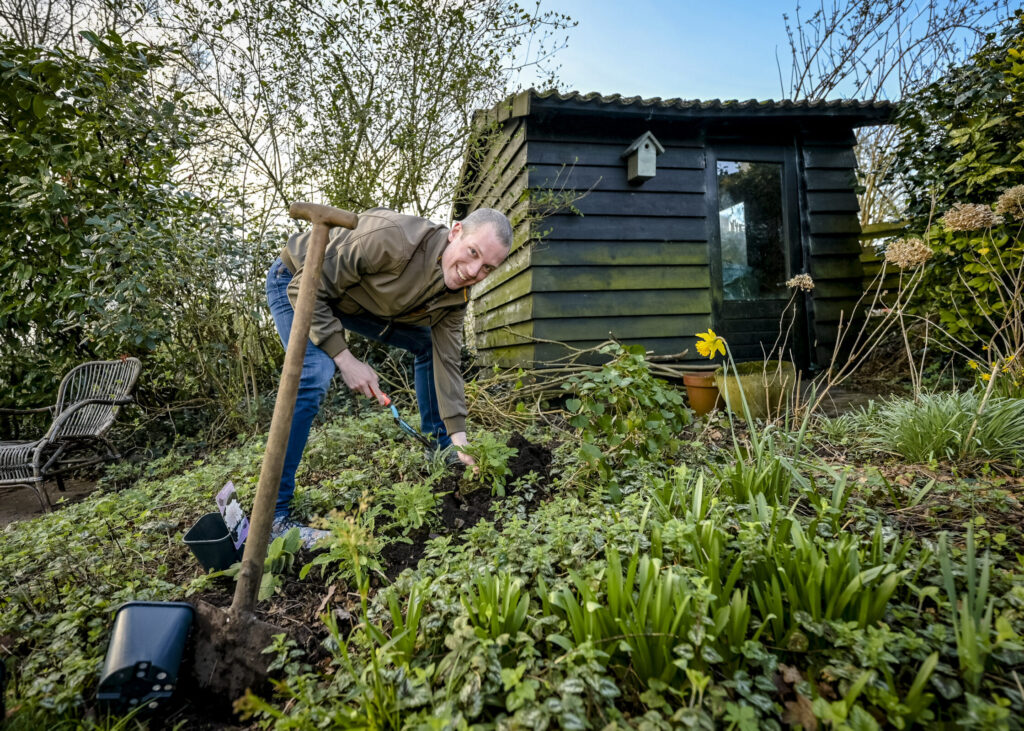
[265,257,450,518]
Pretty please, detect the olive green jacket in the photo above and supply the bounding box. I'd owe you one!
[280,208,469,434]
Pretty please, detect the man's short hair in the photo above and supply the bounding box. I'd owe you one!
[460,208,513,250]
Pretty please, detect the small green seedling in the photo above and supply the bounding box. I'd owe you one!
[459,432,518,496]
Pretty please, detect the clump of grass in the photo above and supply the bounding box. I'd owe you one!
[843,391,1024,464]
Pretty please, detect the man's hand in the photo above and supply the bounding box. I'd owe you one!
[333,349,387,405]
[449,431,476,467]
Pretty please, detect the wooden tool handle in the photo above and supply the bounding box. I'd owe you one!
[231,203,358,617]
[288,201,358,230]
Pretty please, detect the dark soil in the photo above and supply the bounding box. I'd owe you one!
[378,432,552,579]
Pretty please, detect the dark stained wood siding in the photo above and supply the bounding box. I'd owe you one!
[458,103,877,370]
[469,116,712,366]
[797,127,866,365]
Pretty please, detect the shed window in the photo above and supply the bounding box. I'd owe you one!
[716,161,786,301]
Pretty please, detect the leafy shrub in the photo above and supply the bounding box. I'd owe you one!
[890,13,1024,353]
[563,344,692,499]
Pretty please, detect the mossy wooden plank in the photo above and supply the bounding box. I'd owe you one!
[808,215,861,235]
[470,241,532,300]
[529,265,710,291]
[531,241,708,266]
[474,295,534,330]
[528,140,704,169]
[479,265,710,296]
[569,191,705,217]
[809,235,862,256]
[478,339,706,366]
[458,122,524,211]
[475,343,536,366]
[474,269,533,310]
[806,191,860,213]
[538,215,708,241]
[528,164,706,194]
[476,321,536,349]
[804,169,857,190]
[531,290,712,318]
[489,171,528,218]
[809,255,864,279]
[530,314,710,341]
[469,144,528,211]
[802,147,856,168]
[454,120,521,214]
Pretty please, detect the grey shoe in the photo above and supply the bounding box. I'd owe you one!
[270,515,330,550]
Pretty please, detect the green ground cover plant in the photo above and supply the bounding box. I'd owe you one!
[2,354,1024,729]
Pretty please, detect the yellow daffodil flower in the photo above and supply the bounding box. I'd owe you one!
[968,360,979,370]
[695,329,726,359]
[981,373,991,381]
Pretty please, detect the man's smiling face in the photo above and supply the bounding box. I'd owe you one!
[441,221,508,289]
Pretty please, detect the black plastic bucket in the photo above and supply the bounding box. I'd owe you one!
[96,601,194,713]
[184,512,242,572]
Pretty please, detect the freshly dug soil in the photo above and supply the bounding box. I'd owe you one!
[155,433,553,720]
[378,432,552,578]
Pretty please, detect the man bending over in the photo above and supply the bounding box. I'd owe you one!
[265,207,512,546]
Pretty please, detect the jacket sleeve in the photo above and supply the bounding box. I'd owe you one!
[285,221,399,359]
[431,307,468,434]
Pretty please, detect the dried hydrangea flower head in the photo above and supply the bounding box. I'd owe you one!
[785,273,815,291]
[994,185,1024,222]
[940,202,1003,231]
[884,237,932,269]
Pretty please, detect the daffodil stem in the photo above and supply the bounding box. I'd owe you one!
[964,362,999,449]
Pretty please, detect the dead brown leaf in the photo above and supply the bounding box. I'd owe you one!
[781,693,817,730]
[780,663,803,685]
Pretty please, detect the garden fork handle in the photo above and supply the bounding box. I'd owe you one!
[231,202,358,617]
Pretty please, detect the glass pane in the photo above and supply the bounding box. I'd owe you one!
[717,161,786,301]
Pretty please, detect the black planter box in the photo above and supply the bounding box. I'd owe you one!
[96,601,194,713]
[184,512,242,572]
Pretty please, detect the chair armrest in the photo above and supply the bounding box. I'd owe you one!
[46,397,135,435]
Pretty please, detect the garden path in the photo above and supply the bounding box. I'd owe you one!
[0,479,96,528]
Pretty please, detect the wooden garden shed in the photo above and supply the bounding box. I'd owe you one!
[454,89,893,369]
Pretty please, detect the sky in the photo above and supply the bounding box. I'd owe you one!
[536,0,838,102]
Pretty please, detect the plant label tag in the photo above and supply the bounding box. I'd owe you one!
[216,481,249,550]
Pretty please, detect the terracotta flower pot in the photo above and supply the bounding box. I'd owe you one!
[683,372,723,416]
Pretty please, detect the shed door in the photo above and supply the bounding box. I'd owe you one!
[707,146,808,367]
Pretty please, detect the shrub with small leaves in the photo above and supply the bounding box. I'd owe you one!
[563,343,692,499]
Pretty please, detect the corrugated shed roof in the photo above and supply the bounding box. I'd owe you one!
[492,88,893,124]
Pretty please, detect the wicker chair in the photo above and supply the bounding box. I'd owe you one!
[0,358,141,511]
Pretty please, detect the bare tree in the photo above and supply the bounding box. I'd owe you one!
[782,0,1013,224]
[155,0,571,223]
[0,0,155,52]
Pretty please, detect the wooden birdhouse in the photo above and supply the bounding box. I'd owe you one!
[621,131,665,184]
